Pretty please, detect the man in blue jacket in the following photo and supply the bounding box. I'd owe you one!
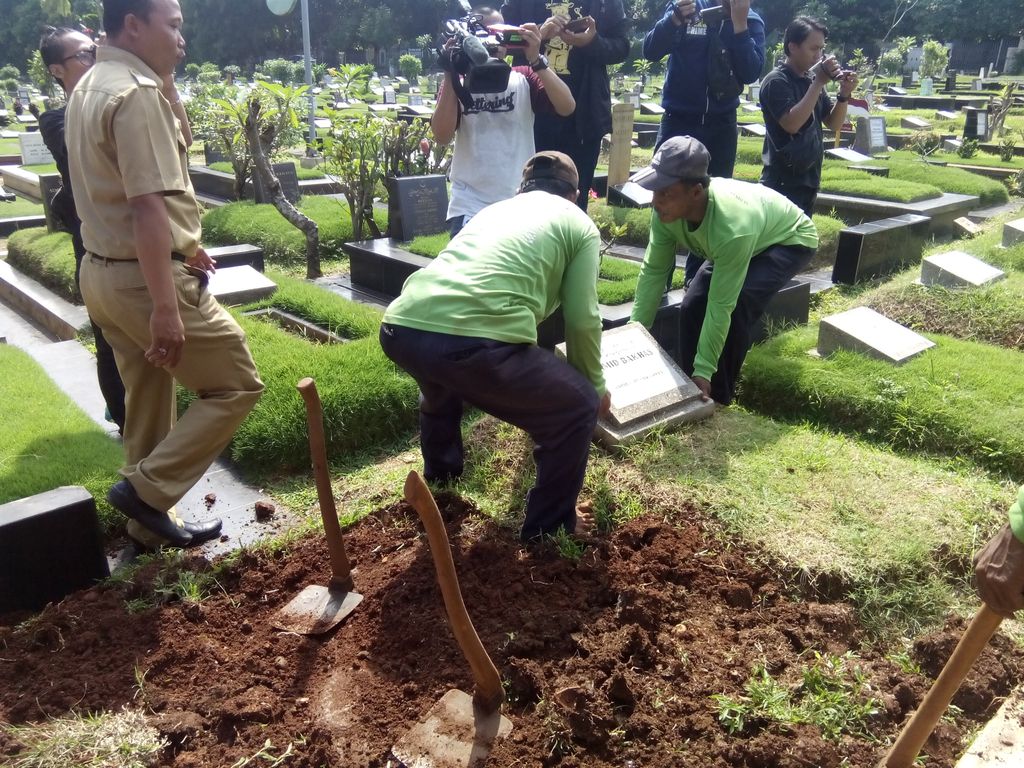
[644,0,765,282]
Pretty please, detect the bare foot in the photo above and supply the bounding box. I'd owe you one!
[574,502,598,538]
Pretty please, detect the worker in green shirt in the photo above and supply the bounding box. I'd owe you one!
[629,136,818,404]
[380,151,610,542]
[975,487,1024,616]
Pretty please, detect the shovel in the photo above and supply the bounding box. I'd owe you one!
[272,377,362,635]
[877,604,1002,768]
[392,470,512,768]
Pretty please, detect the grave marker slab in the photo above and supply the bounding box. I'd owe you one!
[0,486,109,613]
[557,322,714,447]
[853,116,888,155]
[38,173,63,233]
[252,162,299,204]
[18,132,53,165]
[607,180,652,208]
[739,123,766,137]
[208,265,278,305]
[386,175,448,240]
[936,110,959,120]
[963,107,989,140]
[1002,218,1024,247]
[901,116,932,130]
[817,306,934,364]
[920,250,1005,288]
[832,213,930,284]
[639,101,665,115]
[825,147,873,163]
[203,142,230,166]
[953,217,982,238]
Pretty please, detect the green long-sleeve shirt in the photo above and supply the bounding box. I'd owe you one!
[630,178,818,381]
[383,190,606,394]
[1010,486,1024,544]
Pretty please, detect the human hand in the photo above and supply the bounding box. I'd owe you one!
[728,0,750,29]
[692,376,712,401]
[146,305,185,368]
[598,391,612,419]
[672,0,696,25]
[560,16,596,47]
[540,14,567,40]
[838,69,858,97]
[186,245,216,274]
[521,23,542,62]
[975,524,1024,617]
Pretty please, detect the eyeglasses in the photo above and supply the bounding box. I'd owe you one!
[62,45,97,66]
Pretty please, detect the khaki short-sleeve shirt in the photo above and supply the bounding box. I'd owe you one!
[66,46,201,260]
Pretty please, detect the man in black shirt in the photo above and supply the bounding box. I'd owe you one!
[759,16,856,216]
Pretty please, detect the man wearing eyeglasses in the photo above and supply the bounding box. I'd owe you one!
[66,0,263,550]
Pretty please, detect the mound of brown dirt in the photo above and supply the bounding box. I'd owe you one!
[1,493,1019,767]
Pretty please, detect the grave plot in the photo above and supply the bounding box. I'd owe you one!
[1,492,1018,768]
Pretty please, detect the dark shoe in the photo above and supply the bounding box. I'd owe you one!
[107,479,193,547]
[182,518,223,545]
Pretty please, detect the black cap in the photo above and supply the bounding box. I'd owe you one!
[630,136,711,191]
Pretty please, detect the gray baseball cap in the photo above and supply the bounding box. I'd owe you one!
[630,136,711,191]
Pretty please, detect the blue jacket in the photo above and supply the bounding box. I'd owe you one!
[644,0,765,119]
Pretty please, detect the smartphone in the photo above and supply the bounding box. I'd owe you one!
[565,17,590,33]
[488,23,527,49]
[698,5,726,25]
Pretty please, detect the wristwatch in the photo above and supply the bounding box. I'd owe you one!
[836,94,849,102]
[530,54,549,72]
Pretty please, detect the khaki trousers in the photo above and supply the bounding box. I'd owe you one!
[80,256,263,514]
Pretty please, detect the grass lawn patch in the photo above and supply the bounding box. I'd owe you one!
[201,195,387,271]
[0,345,123,531]
[740,324,1024,479]
[182,274,418,474]
[4,226,77,302]
[404,232,450,258]
[19,162,58,175]
[208,160,327,180]
[820,164,940,202]
[0,195,43,218]
[0,137,20,153]
[867,153,1010,206]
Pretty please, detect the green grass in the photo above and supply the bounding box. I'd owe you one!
[404,231,450,258]
[0,345,123,530]
[19,162,58,174]
[740,325,1024,479]
[0,195,44,218]
[4,227,77,302]
[201,195,387,269]
[0,137,20,153]
[859,152,1010,206]
[821,164,941,202]
[624,407,1010,637]
[597,254,684,304]
[179,277,418,474]
[208,159,327,180]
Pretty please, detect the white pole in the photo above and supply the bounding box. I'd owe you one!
[300,0,316,153]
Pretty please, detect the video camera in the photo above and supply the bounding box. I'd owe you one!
[437,0,512,106]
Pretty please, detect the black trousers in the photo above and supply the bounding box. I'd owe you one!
[534,115,603,213]
[380,324,599,541]
[678,243,815,405]
[73,229,126,432]
[761,177,818,218]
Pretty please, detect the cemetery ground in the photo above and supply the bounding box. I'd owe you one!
[4,216,1024,767]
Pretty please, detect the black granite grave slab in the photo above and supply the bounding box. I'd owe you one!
[344,237,432,297]
[385,174,448,240]
[206,243,265,272]
[38,173,63,233]
[189,165,237,200]
[0,486,109,613]
[752,278,810,343]
[832,213,930,284]
[203,142,230,166]
[608,181,653,208]
[0,214,47,237]
[813,191,978,236]
[253,162,300,204]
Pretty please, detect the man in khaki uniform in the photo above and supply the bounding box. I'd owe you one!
[67,0,263,548]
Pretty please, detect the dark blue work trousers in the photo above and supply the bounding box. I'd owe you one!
[380,324,599,541]
[534,116,603,213]
[679,243,815,405]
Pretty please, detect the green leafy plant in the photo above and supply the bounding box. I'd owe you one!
[398,53,422,83]
[907,129,943,159]
[999,137,1017,163]
[184,62,201,81]
[919,39,950,79]
[956,138,979,159]
[328,63,374,103]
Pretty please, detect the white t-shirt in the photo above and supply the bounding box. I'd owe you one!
[447,67,551,221]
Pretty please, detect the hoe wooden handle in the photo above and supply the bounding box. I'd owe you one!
[878,605,1002,768]
[404,470,505,713]
[297,378,354,591]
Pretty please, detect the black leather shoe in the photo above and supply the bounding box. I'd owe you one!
[107,479,193,547]
[182,518,223,545]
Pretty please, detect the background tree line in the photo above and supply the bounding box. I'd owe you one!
[1,0,1021,78]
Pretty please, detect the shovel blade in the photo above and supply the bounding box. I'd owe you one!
[392,689,512,768]
[272,584,362,635]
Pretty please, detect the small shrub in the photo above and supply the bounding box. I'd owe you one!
[907,129,943,157]
[999,137,1017,163]
[5,227,77,302]
[956,138,979,159]
[398,54,422,83]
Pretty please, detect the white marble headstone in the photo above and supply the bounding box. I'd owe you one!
[817,307,934,364]
[1002,218,1024,248]
[208,265,277,306]
[18,132,53,165]
[920,251,1005,288]
[557,323,715,446]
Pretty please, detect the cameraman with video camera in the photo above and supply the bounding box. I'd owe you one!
[432,7,575,237]
[759,16,857,216]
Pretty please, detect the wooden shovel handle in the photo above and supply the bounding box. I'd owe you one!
[403,470,505,714]
[879,604,1003,768]
[297,378,354,591]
